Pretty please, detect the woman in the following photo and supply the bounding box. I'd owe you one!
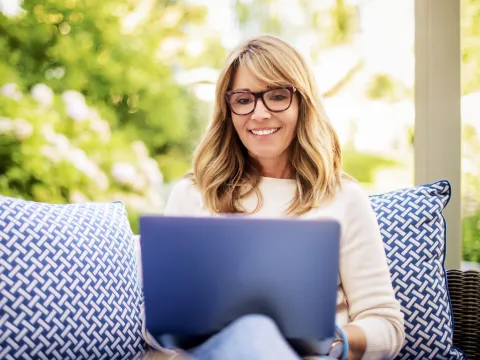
[160,35,405,360]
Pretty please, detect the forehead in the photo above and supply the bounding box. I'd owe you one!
[230,65,269,92]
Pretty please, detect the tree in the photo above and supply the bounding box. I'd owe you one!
[0,0,215,181]
[0,0,228,232]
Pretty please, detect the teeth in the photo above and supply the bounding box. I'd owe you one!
[250,128,279,136]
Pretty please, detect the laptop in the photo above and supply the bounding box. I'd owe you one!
[140,215,341,353]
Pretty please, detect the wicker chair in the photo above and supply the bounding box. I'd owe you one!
[447,269,480,359]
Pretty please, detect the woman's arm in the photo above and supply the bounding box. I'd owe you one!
[342,324,366,360]
[337,181,405,360]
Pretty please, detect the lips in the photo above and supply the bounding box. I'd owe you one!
[249,128,280,136]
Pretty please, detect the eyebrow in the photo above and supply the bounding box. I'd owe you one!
[231,85,276,92]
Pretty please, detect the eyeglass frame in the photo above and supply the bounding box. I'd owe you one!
[225,86,297,116]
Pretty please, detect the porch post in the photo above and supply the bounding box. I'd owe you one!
[414,0,462,269]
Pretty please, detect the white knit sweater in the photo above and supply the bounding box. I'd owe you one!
[164,177,405,359]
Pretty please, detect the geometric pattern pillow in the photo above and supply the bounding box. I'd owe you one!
[0,196,146,360]
[370,180,466,360]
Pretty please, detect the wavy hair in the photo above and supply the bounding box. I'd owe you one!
[188,35,346,215]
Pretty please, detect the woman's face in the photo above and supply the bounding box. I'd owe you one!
[228,65,299,168]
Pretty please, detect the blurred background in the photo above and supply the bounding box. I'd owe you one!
[0,0,479,263]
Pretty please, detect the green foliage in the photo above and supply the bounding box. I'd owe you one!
[342,150,399,184]
[327,0,358,45]
[235,0,281,34]
[366,74,395,100]
[366,74,412,102]
[462,214,480,263]
[0,0,214,183]
[180,36,228,70]
[461,123,480,261]
[462,0,480,94]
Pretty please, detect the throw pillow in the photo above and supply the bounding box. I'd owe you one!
[0,196,146,360]
[370,180,466,360]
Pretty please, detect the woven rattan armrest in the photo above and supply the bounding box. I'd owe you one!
[447,269,480,359]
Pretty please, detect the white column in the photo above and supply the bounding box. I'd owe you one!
[415,0,462,269]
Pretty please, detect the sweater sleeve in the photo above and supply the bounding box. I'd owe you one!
[339,181,405,359]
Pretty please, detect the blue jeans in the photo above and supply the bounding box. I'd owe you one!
[178,314,334,360]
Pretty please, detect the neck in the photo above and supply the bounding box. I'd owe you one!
[252,155,292,179]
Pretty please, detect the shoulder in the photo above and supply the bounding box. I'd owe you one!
[170,177,199,195]
[329,178,377,224]
[331,178,380,237]
[164,177,205,215]
[335,178,370,204]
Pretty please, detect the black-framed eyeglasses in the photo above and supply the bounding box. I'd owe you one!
[225,86,297,116]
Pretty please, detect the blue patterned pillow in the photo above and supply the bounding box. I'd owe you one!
[0,196,146,360]
[370,180,466,360]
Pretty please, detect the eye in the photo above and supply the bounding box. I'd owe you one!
[270,95,287,101]
[236,97,253,105]
[267,88,291,101]
[229,92,254,105]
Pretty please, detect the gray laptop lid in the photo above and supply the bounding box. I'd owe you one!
[140,215,340,342]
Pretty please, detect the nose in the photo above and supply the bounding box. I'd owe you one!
[251,98,271,121]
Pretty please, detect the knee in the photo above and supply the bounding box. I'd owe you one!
[223,314,293,355]
[228,314,279,333]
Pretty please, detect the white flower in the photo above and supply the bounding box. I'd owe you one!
[67,147,110,190]
[141,158,163,185]
[40,126,109,191]
[40,124,56,142]
[12,118,33,139]
[132,176,148,192]
[131,141,149,158]
[0,117,13,134]
[0,83,23,101]
[41,125,70,152]
[66,102,90,121]
[31,83,54,107]
[89,109,111,142]
[62,90,89,121]
[40,145,62,163]
[54,134,70,152]
[131,141,163,186]
[111,162,138,187]
[62,90,86,105]
[95,171,110,191]
[68,148,95,176]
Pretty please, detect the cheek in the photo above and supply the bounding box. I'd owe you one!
[284,99,299,128]
[231,115,246,134]
[283,109,299,130]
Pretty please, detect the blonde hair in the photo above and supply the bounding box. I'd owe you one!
[189,35,345,215]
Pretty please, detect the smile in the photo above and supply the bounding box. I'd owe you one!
[249,128,280,136]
